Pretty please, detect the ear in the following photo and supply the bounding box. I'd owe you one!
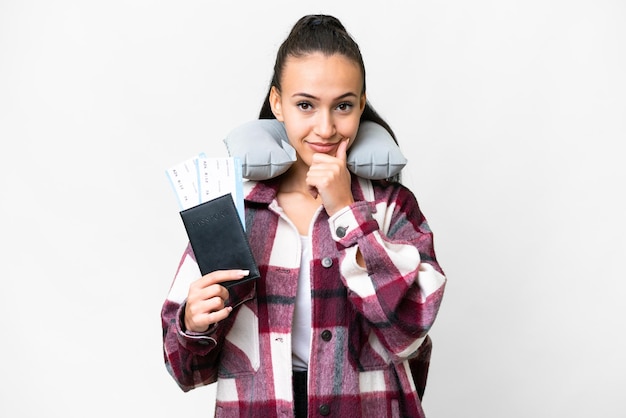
[269,86,284,122]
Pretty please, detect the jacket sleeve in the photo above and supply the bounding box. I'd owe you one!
[161,244,226,392]
[328,182,446,363]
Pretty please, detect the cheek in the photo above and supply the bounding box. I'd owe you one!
[343,121,362,143]
[284,125,305,148]
[282,111,307,134]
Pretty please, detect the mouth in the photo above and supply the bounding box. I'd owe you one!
[306,141,341,154]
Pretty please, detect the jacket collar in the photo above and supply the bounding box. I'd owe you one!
[244,177,282,205]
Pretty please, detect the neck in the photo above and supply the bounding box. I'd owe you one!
[278,159,310,194]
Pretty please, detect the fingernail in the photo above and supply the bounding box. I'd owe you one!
[239,270,250,276]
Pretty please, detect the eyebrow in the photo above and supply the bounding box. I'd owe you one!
[292,92,359,101]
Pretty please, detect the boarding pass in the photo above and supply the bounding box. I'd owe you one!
[166,154,245,228]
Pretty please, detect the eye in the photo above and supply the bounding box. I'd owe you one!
[297,101,313,111]
[336,102,354,112]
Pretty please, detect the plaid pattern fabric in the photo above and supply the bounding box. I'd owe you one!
[162,177,446,417]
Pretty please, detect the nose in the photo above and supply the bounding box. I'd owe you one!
[314,111,336,139]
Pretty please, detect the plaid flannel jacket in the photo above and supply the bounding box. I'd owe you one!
[162,176,446,417]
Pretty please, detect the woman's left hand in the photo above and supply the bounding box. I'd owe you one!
[306,138,354,216]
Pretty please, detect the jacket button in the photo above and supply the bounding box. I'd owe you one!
[321,257,333,268]
[336,226,347,238]
[321,330,332,341]
[319,404,330,415]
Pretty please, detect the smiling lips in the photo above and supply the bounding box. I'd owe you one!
[306,141,340,154]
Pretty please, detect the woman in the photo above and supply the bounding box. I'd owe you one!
[162,14,446,417]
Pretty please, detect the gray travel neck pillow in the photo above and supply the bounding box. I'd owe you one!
[223,119,407,181]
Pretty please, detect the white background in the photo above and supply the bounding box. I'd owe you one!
[1,1,624,417]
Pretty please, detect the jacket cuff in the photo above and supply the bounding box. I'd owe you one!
[175,301,218,354]
[328,201,379,247]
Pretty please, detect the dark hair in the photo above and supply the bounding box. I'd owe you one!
[258,14,398,147]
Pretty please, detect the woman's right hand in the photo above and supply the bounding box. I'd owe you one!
[184,269,249,333]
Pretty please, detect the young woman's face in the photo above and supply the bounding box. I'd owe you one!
[270,52,366,167]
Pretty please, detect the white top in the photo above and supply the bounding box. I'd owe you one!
[292,235,312,371]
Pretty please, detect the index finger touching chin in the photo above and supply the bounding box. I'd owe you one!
[335,137,350,161]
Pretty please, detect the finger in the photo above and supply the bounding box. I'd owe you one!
[335,138,349,162]
[187,306,233,332]
[188,294,225,315]
[196,269,250,288]
[190,283,230,304]
[185,294,232,332]
[206,306,233,325]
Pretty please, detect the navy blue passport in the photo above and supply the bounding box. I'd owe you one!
[180,193,259,288]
